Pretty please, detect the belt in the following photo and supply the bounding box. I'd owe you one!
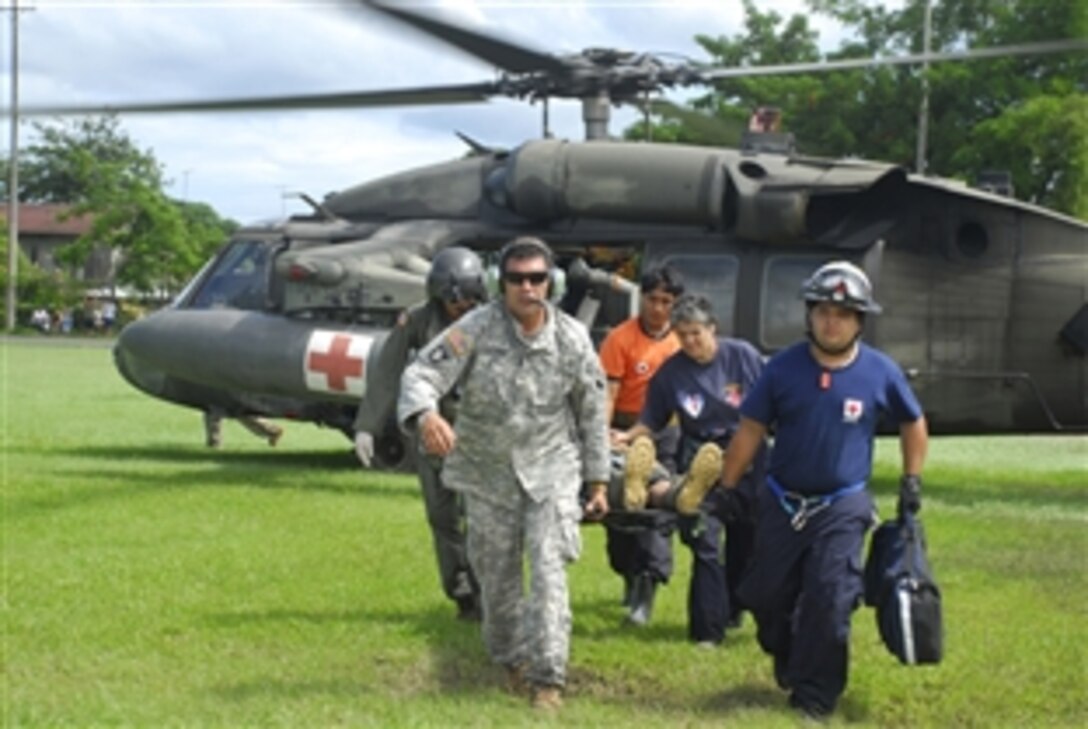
[766,475,866,531]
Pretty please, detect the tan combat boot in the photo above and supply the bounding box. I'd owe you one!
[623,436,656,511]
[530,685,563,711]
[675,443,723,515]
[505,664,528,696]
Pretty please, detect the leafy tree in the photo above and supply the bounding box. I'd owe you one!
[958,93,1088,219]
[628,0,1087,217]
[1,116,163,204]
[0,229,81,326]
[177,199,240,257]
[1,115,237,296]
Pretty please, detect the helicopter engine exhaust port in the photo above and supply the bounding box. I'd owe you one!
[503,139,727,227]
[721,168,808,242]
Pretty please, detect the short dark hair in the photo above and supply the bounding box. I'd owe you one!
[640,265,685,297]
[498,236,554,275]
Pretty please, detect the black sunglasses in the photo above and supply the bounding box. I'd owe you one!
[503,271,549,286]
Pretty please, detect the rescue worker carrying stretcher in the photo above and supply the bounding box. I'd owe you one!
[612,294,766,647]
[598,265,684,627]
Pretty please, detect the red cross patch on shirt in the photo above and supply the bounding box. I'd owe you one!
[724,383,743,409]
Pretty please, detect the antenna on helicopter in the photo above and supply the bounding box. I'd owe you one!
[454,131,496,156]
[286,192,338,222]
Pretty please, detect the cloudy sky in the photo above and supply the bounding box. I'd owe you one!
[2,0,856,223]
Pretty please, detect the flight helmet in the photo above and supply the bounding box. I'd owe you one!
[427,247,487,304]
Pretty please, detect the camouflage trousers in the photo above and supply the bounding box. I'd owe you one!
[464,487,583,688]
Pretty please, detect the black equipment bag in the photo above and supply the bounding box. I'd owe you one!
[864,511,943,665]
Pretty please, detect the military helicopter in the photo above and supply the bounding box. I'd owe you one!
[22,0,1088,461]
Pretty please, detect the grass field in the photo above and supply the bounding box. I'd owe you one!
[3,337,1086,727]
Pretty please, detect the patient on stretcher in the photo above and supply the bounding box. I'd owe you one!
[607,435,723,516]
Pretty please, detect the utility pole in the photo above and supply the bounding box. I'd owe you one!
[915,0,933,176]
[4,0,23,332]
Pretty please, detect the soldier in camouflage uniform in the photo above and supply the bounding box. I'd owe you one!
[353,247,488,621]
[398,237,610,711]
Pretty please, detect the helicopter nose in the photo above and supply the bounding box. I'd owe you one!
[113,320,168,398]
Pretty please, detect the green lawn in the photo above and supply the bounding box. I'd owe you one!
[3,338,1086,727]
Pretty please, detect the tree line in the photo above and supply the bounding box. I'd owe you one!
[626,0,1086,219]
[1,116,237,325]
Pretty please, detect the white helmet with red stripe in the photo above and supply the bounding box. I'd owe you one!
[801,261,882,315]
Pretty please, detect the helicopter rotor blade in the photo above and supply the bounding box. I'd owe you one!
[13,2,1083,141]
[699,38,1088,80]
[359,0,569,76]
[14,82,502,117]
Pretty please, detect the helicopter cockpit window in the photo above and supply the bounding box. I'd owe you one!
[485,166,509,209]
[660,255,739,330]
[761,256,831,349]
[189,239,274,311]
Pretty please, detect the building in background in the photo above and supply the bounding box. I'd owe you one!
[2,202,115,284]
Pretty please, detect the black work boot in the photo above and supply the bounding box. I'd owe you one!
[455,594,482,622]
[622,574,634,607]
[625,573,657,626]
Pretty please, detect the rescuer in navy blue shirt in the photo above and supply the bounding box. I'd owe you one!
[615,294,766,645]
[720,261,928,720]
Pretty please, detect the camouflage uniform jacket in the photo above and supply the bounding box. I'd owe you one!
[397,300,610,503]
[353,299,456,435]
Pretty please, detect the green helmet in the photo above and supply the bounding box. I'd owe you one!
[427,247,487,304]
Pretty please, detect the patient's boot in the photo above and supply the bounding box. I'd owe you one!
[622,436,656,511]
[669,443,724,515]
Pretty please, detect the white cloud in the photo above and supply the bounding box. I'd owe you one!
[2,0,867,223]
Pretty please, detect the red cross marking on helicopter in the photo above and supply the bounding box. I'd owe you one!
[308,335,363,391]
[304,331,373,396]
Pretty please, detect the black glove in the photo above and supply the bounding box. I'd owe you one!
[717,487,752,524]
[898,474,922,516]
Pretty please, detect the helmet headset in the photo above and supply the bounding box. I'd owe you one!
[490,236,566,302]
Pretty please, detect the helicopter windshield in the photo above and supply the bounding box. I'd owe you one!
[188,239,275,311]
